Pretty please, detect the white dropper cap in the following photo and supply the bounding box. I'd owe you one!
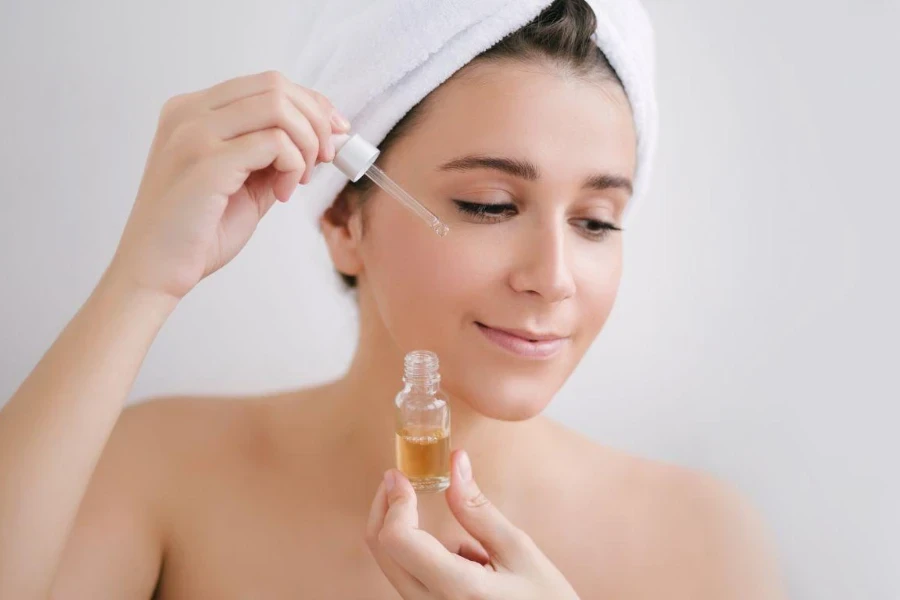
[331,133,380,182]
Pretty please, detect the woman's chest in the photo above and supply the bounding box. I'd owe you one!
[146,456,399,599]
[155,503,402,599]
[150,459,634,599]
[153,504,624,600]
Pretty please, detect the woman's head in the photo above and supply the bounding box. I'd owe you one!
[321,0,637,420]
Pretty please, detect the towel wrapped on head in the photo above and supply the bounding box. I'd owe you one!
[291,0,657,224]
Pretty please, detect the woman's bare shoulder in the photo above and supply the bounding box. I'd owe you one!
[120,393,268,448]
[535,416,751,510]
[112,388,321,470]
[534,417,786,598]
[52,392,277,596]
[113,384,341,480]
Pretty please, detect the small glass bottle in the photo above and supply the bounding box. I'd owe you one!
[394,350,451,493]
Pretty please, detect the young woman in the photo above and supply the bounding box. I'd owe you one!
[0,1,784,598]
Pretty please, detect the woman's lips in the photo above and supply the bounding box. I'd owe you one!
[475,322,568,359]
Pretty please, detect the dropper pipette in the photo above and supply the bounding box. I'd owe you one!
[331,134,449,237]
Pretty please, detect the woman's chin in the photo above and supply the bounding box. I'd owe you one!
[445,375,560,422]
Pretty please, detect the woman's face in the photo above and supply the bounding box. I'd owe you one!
[338,59,636,421]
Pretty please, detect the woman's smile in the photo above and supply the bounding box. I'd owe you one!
[474,321,570,359]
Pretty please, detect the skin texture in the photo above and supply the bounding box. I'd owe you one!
[0,61,786,599]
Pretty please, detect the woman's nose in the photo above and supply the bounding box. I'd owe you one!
[507,223,576,303]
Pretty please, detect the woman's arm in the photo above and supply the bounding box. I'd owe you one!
[0,271,176,600]
[0,69,348,599]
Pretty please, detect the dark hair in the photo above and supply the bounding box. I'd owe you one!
[325,0,624,288]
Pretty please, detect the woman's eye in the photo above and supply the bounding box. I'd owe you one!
[572,218,622,241]
[452,201,621,240]
[453,200,518,221]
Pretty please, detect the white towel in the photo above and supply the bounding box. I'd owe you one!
[291,0,657,223]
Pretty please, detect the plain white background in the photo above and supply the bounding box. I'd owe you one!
[1,0,898,597]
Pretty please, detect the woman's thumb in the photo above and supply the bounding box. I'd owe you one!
[445,450,531,569]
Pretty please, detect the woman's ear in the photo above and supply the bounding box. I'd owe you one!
[320,191,364,280]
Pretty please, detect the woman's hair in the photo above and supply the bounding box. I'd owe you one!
[325,0,624,288]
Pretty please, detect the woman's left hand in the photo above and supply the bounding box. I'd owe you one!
[366,450,580,600]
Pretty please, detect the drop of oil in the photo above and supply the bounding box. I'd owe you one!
[432,221,450,237]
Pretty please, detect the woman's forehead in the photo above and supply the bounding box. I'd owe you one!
[390,63,637,178]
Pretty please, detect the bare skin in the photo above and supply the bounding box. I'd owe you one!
[51,387,782,600]
[0,62,785,599]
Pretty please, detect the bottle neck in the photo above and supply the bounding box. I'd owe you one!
[403,377,440,395]
[402,350,441,395]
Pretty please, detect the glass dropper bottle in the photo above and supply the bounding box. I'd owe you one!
[331,133,449,237]
[394,350,451,493]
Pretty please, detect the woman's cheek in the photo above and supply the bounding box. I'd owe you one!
[573,244,624,338]
[435,232,507,291]
[382,222,507,301]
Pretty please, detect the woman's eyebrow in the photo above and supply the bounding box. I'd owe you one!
[585,172,633,195]
[438,154,538,180]
[437,154,632,194]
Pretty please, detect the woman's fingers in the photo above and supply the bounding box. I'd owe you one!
[370,470,479,596]
[272,169,304,203]
[457,538,492,567]
[365,479,429,599]
[366,476,391,538]
[366,459,578,600]
[194,127,305,202]
[204,70,349,160]
[203,71,307,114]
[161,71,351,194]
[207,91,321,185]
[285,86,339,165]
[445,450,535,571]
[307,87,351,131]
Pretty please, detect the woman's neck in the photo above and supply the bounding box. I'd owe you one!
[305,291,544,514]
[327,318,513,477]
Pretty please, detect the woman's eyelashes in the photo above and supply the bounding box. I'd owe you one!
[453,199,517,220]
[452,200,621,241]
[572,218,622,241]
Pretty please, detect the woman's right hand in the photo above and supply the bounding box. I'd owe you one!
[107,70,350,301]
[367,451,581,600]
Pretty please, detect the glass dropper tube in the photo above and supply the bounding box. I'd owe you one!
[331,133,449,238]
[363,165,449,237]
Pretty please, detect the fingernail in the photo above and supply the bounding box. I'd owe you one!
[384,470,395,493]
[457,451,472,482]
[331,110,351,131]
